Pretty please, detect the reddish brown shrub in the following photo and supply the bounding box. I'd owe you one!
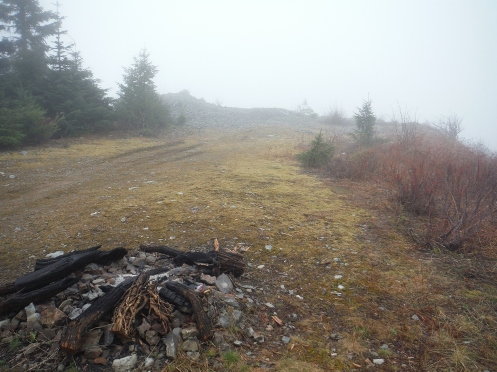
[331,136,497,251]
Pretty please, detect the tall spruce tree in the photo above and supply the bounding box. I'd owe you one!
[115,49,171,135]
[44,4,113,136]
[0,0,59,148]
[0,0,58,95]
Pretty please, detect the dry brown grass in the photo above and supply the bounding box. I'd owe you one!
[0,123,496,370]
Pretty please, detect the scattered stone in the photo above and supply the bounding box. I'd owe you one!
[94,357,107,365]
[137,318,151,339]
[112,354,138,371]
[232,309,243,324]
[282,336,291,344]
[45,251,64,258]
[81,329,103,351]
[200,273,217,285]
[411,314,420,321]
[163,333,180,359]
[181,338,199,352]
[84,346,102,359]
[187,351,200,360]
[373,359,385,365]
[234,340,243,346]
[181,326,199,339]
[253,332,265,343]
[145,330,161,346]
[144,357,154,367]
[215,273,233,293]
[40,306,66,328]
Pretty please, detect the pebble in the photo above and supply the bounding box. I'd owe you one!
[215,273,233,293]
[112,354,137,371]
[373,359,385,365]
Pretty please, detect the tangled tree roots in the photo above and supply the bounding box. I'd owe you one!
[111,273,172,339]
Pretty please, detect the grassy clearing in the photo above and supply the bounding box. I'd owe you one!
[0,124,496,370]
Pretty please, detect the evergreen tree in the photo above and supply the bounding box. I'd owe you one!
[352,99,377,146]
[115,49,171,135]
[43,6,113,136]
[0,0,59,148]
[0,91,57,148]
[0,0,58,95]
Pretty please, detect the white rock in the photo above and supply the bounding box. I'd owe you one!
[373,359,385,365]
[144,357,154,367]
[24,303,36,318]
[334,275,343,279]
[112,354,137,371]
[46,251,64,258]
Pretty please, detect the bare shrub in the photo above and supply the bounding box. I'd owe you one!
[392,105,422,147]
[433,114,463,140]
[333,134,497,251]
[322,106,351,126]
[382,139,497,250]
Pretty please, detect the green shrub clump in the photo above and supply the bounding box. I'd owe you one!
[297,132,334,168]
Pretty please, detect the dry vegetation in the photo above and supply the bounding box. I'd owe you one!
[0,123,496,371]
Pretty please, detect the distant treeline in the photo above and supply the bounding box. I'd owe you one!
[0,0,174,150]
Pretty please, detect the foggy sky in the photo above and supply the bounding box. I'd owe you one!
[39,0,497,150]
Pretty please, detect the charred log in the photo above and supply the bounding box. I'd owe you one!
[0,282,16,297]
[165,281,212,341]
[34,245,102,270]
[14,247,127,293]
[60,276,136,354]
[140,244,182,257]
[0,277,79,317]
[140,245,245,277]
[158,287,193,314]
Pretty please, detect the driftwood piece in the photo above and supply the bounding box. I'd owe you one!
[140,244,245,277]
[0,277,79,316]
[165,281,212,341]
[34,245,102,270]
[14,247,127,293]
[60,277,136,354]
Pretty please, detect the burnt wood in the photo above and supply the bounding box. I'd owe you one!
[34,245,102,270]
[60,276,136,354]
[140,244,182,257]
[158,287,193,314]
[14,247,127,293]
[165,281,212,340]
[140,245,245,277]
[0,282,16,297]
[0,277,79,316]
